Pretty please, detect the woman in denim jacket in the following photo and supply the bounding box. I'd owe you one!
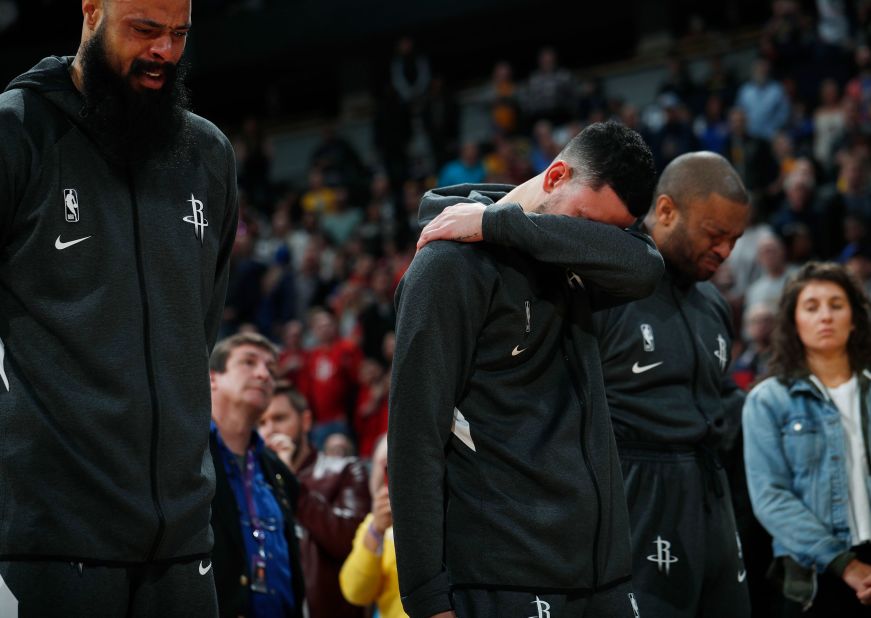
[744,262,871,616]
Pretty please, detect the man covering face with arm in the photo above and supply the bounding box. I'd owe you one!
[389,121,663,618]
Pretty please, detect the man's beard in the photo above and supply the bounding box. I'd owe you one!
[665,222,718,285]
[79,27,191,162]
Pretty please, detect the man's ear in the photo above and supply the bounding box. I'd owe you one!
[542,160,572,194]
[82,0,103,32]
[302,409,314,434]
[654,194,679,228]
[209,370,218,392]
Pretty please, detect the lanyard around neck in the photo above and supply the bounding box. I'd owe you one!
[241,449,268,554]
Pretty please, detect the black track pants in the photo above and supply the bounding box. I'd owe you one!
[0,558,218,618]
[619,446,751,618]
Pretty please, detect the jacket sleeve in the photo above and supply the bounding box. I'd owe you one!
[743,384,846,572]
[339,514,383,607]
[387,243,491,618]
[294,459,371,560]
[204,134,239,351]
[0,98,31,250]
[481,202,664,308]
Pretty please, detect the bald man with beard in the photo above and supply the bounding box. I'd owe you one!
[590,152,753,617]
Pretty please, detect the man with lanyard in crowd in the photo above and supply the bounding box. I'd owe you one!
[209,333,305,618]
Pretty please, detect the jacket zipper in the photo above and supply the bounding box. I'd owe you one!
[578,388,602,587]
[562,309,601,587]
[127,168,167,560]
[671,284,709,425]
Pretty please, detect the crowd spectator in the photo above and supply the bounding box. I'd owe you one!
[760,0,815,80]
[814,78,847,172]
[529,119,561,174]
[301,168,340,216]
[650,93,698,171]
[724,106,779,195]
[736,57,791,140]
[844,242,871,296]
[235,115,274,212]
[354,357,390,460]
[732,302,776,390]
[209,334,305,618]
[482,60,521,136]
[522,46,575,127]
[277,320,306,384]
[770,171,822,246]
[437,140,486,186]
[694,94,730,154]
[389,36,430,107]
[422,75,460,169]
[827,153,871,223]
[745,233,798,312]
[309,123,366,193]
[258,384,371,618]
[339,436,406,617]
[298,308,362,448]
[744,262,871,616]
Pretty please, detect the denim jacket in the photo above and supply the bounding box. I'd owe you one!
[743,371,871,579]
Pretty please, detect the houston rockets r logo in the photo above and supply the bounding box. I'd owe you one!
[182,194,209,245]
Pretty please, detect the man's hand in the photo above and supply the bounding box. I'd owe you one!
[417,203,486,251]
[264,433,296,471]
[842,559,871,604]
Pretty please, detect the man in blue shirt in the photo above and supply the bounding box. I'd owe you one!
[209,333,305,618]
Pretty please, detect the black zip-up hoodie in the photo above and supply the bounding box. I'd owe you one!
[591,263,745,449]
[387,185,664,617]
[0,57,238,563]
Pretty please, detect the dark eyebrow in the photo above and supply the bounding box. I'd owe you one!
[131,18,192,30]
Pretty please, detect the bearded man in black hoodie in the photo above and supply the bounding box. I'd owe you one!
[0,0,237,615]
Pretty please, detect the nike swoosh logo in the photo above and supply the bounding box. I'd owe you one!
[511,345,527,357]
[55,235,92,250]
[737,569,747,583]
[632,361,663,374]
[199,561,212,576]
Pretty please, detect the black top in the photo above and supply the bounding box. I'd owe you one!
[593,263,745,448]
[0,57,238,562]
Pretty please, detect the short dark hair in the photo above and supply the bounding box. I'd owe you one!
[209,333,279,373]
[272,381,309,414]
[768,261,871,381]
[558,121,656,217]
[656,151,749,212]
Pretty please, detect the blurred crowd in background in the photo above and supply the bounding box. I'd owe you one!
[214,1,871,464]
[5,0,871,615]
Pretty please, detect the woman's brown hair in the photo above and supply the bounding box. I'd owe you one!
[767,261,871,382]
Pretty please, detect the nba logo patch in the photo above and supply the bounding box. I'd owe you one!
[63,189,79,222]
[641,323,655,352]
